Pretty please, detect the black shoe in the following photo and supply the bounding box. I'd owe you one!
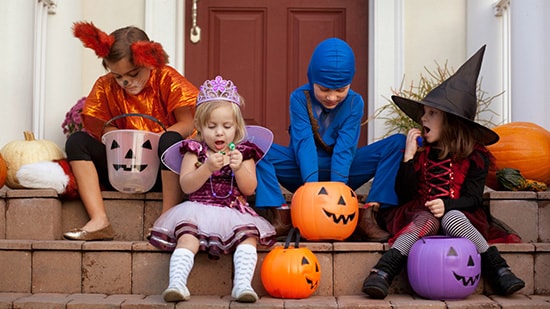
[481,246,525,295]
[362,269,390,299]
[361,248,406,299]
[494,267,525,295]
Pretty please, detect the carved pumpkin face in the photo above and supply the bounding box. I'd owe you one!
[102,130,161,193]
[408,236,481,300]
[261,245,321,299]
[291,182,358,241]
[109,137,154,172]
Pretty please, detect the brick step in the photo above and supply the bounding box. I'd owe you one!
[1,293,550,308]
[1,188,549,243]
[0,240,548,297]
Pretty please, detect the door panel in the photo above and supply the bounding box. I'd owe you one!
[185,0,368,146]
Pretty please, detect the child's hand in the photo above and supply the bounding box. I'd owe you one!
[404,128,421,162]
[228,149,243,172]
[205,152,225,172]
[425,198,445,218]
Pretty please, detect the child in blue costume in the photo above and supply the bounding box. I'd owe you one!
[255,38,406,239]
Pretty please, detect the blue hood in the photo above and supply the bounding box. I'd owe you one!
[307,38,356,89]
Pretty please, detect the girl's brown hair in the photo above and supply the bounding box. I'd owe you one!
[102,26,150,69]
[436,112,477,161]
[74,22,168,70]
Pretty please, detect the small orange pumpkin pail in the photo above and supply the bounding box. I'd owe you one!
[261,228,321,299]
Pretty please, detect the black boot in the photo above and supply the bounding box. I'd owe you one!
[481,246,525,295]
[362,248,406,299]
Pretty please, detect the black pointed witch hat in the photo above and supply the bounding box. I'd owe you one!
[391,45,499,145]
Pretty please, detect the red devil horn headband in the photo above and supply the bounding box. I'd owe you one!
[73,21,168,68]
[72,21,114,58]
[131,41,168,68]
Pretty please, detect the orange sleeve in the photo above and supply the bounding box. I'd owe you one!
[81,67,198,140]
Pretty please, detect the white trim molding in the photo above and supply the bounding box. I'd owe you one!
[145,0,184,73]
[494,0,512,123]
[494,0,510,16]
[32,0,56,139]
[368,0,404,141]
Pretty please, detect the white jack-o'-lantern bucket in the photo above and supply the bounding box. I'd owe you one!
[101,114,165,193]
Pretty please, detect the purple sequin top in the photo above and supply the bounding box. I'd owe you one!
[179,140,264,213]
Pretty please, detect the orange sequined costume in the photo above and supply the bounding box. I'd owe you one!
[81,65,198,139]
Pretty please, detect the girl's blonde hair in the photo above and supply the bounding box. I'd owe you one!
[194,99,247,143]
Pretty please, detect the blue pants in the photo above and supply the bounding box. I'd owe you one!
[255,133,406,207]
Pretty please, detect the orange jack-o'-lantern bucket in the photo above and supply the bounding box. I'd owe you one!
[101,114,165,193]
[291,181,359,241]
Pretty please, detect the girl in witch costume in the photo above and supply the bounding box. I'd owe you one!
[362,45,524,299]
[63,22,198,241]
[149,76,276,303]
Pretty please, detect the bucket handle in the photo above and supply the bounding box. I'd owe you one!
[284,227,302,249]
[104,113,167,131]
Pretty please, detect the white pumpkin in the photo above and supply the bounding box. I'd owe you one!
[0,131,65,188]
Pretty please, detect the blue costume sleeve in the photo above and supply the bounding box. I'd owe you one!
[329,92,364,182]
[289,87,319,183]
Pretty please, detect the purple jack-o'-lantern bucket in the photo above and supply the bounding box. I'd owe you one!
[407,236,481,300]
[101,114,165,193]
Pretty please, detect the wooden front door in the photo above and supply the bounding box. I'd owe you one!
[185,0,368,146]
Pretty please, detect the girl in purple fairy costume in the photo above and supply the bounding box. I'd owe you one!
[149,76,276,303]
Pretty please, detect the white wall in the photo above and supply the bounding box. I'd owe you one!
[0,0,146,150]
[371,0,550,141]
[466,0,510,127]
[510,0,550,129]
[0,0,36,148]
[369,0,469,140]
[404,0,467,87]
[43,0,83,150]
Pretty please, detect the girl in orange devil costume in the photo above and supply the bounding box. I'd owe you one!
[63,22,198,241]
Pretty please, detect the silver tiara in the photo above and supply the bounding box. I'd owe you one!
[196,75,241,106]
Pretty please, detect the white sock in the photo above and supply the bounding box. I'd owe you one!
[164,248,194,301]
[231,244,259,302]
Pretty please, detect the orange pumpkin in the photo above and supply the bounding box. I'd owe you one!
[261,228,321,299]
[291,181,358,241]
[0,153,7,188]
[486,122,550,189]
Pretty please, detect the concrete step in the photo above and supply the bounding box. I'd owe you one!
[0,239,548,296]
[1,293,550,308]
[1,187,549,306]
[1,188,549,243]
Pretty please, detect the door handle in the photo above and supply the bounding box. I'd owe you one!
[190,0,201,43]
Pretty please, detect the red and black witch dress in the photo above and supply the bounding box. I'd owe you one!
[381,145,521,246]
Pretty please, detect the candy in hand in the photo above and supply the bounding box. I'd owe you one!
[416,136,423,147]
[219,142,236,155]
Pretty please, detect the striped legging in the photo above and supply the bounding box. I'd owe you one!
[392,209,489,256]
